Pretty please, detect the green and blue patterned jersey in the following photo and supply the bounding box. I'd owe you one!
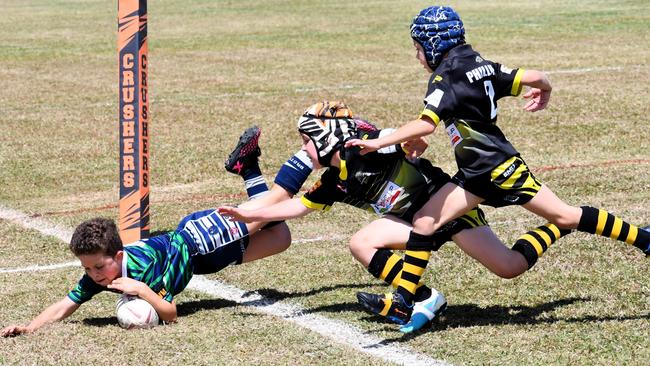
[67,232,192,304]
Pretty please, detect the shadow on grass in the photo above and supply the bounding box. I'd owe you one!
[81,298,239,327]
[244,282,377,302]
[371,296,650,344]
[82,317,117,327]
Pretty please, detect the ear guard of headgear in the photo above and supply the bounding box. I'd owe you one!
[297,101,357,167]
[410,6,465,71]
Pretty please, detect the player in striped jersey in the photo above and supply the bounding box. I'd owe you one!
[345,6,650,332]
[0,130,292,337]
[219,101,580,333]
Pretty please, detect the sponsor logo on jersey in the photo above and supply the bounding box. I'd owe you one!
[475,56,484,63]
[500,65,514,74]
[370,181,403,214]
[424,89,444,108]
[465,64,496,83]
[431,75,443,84]
[445,123,463,148]
[308,179,322,194]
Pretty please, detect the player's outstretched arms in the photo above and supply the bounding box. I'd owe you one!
[218,197,313,223]
[108,277,177,323]
[1,297,80,337]
[346,118,435,155]
[520,69,552,112]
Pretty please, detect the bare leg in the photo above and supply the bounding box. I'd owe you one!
[349,216,411,266]
[242,221,291,263]
[452,226,528,278]
[412,182,484,235]
[523,184,582,229]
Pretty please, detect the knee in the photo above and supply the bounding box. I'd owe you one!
[412,212,437,235]
[492,266,522,279]
[270,223,292,251]
[349,231,369,255]
[543,205,582,229]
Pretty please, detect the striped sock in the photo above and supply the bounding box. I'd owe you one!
[367,249,431,302]
[395,245,431,304]
[512,223,572,268]
[578,206,650,252]
[242,165,267,200]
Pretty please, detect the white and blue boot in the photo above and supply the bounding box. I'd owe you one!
[399,288,447,333]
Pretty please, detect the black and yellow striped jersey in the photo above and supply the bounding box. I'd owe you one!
[301,130,449,218]
[420,44,525,178]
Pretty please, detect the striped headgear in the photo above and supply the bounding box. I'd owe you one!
[410,6,465,70]
[297,101,357,166]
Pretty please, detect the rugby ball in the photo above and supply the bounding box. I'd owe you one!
[115,294,159,329]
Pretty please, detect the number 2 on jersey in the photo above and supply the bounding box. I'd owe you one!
[484,80,497,119]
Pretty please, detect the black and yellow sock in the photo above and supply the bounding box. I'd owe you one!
[512,223,572,268]
[367,249,431,301]
[578,206,650,252]
[393,231,434,303]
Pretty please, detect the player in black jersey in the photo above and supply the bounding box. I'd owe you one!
[219,101,583,333]
[346,5,650,331]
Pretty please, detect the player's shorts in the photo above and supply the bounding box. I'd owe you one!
[176,209,250,275]
[452,155,542,208]
[394,159,489,250]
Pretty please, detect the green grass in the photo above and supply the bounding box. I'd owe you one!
[1,0,649,365]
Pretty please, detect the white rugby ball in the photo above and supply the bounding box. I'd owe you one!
[115,294,159,329]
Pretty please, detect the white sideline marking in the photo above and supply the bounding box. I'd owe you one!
[0,206,72,243]
[189,277,449,366]
[0,204,451,366]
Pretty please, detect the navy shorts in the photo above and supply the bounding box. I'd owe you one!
[176,209,250,275]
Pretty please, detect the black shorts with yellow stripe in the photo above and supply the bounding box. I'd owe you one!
[452,155,542,208]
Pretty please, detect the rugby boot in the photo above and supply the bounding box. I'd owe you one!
[357,291,412,325]
[224,126,261,175]
[400,289,447,333]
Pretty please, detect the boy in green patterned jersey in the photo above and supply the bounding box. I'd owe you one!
[1,130,291,337]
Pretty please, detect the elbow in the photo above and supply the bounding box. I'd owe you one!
[160,311,177,323]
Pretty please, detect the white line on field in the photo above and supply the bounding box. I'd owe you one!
[0,204,450,366]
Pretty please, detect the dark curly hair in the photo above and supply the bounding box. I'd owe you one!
[69,218,123,257]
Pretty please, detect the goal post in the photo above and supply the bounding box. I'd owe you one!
[117,0,150,243]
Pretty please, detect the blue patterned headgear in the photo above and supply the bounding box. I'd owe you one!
[410,6,465,70]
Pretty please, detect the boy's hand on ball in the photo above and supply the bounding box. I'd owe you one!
[108,277,146,296]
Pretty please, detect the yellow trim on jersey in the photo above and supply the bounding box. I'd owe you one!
[610,217,623,240]
[339,159,348,180]
[300,196,331,211]
[419,109,441,126]
[511,69,525,96]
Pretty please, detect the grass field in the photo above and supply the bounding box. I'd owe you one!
[1,0,649,365]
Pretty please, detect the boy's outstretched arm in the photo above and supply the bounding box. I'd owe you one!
[520,69,552,112]
[1,297,80,337]
[346,117,436,155]
[108,277,177,323]
[218,197,313,223]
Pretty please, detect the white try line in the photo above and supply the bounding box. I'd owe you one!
[0,204,451,366]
